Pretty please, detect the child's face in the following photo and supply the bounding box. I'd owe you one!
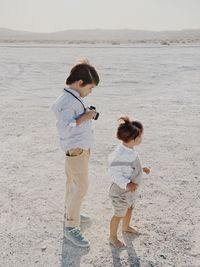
[135,133,143,145]
[129,132,143,147]
[80,83,95,98]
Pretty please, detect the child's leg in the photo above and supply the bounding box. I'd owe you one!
[65,149,90,228]
[122,207,140,234]
[109,215,125,248]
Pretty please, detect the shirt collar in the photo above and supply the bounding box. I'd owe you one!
[120,143,135,153]
[64,87,81,98]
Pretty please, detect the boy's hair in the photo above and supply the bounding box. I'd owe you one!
[117,117,143,143]
[66,63,100,86]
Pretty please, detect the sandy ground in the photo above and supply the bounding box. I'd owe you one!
[0,45,200,267]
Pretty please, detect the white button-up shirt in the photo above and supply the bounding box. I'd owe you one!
[52,88,94,151]
[108,144,142,189]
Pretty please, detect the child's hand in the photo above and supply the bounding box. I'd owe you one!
[85,109,97,120]
[143,167,150,174]
[126,182,138,192]
[76,110,97,125]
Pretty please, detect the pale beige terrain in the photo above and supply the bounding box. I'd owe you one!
[0,44,200,267]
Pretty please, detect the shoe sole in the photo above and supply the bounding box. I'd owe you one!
[80,216,91,223]
[80,219,91,223]
[64,234,90,248]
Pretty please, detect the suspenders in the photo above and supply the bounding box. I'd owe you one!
[64,89,86,111]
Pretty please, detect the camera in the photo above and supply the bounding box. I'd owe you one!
[88,106,99,120]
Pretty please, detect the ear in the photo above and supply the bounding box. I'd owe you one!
[134,136,140,143]
[77,80,84,87]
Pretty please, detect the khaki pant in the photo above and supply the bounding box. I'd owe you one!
[64,148,90,227]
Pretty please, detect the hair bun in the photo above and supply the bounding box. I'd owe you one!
[118,116,131,125]
[76,58,90,65]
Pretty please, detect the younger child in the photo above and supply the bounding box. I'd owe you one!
[108,117,150,248]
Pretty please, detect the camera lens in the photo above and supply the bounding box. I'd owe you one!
[94,112,99,120]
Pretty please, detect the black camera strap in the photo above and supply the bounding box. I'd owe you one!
[64,89,86,111]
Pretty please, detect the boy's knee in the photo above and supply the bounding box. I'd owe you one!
[76,182,89,197]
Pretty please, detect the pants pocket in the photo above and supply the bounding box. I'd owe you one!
[66,148,84,157]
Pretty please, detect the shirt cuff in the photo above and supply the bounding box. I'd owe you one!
[69,119,76,127]
[116,180,130,190]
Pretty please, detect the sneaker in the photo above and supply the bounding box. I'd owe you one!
[64,228,90,248]
[80,214,91,223]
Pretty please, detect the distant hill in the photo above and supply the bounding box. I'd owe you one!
[0,28,200,44]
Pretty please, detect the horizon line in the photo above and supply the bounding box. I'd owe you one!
[1,27,200,35]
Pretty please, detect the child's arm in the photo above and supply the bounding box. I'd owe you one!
[109,151,139,190]
[143,167,150,174]
[76,109,96,126]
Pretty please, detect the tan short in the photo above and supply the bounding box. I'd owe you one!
[109,183,137,217]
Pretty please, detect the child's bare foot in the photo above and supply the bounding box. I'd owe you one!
[122,226,140,235]
[109,237,125,248]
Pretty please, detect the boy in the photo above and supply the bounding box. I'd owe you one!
[52,60,100,247]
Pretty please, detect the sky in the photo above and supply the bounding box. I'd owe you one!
[0,0,200,33]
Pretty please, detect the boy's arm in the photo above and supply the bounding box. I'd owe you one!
[76,109,96,126]
[59,104,96,129]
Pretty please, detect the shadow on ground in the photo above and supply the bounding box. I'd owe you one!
[109,233,141,267]
[61,221,92,267]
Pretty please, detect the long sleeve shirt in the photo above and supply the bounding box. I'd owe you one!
[108,144,142,190]
[52,88,94,151]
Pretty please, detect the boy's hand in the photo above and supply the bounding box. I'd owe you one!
[126,182,138,192]
[84,109,97,120]
[143,167,150,174]
[76,110,96,125]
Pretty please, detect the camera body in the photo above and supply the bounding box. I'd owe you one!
[88,106,99,120]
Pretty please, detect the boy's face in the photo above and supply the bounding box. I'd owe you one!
[80,83,95,98]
